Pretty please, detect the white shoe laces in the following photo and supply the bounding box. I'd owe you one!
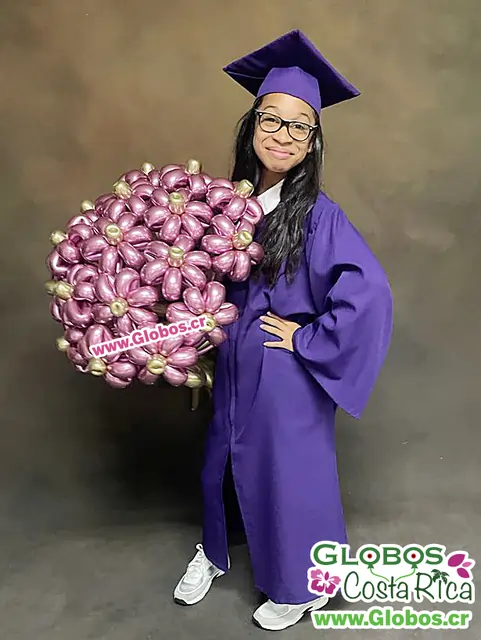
[185,544,208,582]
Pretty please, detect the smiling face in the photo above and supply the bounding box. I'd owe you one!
[253,92,317,185]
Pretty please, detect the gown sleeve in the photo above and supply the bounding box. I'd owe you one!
[292,202,393,419]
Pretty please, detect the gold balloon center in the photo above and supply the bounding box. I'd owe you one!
[168,191,185,214]
[168,246,185,266]
[55,281,74,300]
[88,358,107,376]
[234,179,254,198]
[44,280,57,296]
[201,313,217,332]
[185,159,201,175]
[105,223,123,244]
[185,368,203,388]
[56,336,70,352]
[80,199,95,212]
[141,162,155,174]
[50,230,67,246]
[233,230,253,249]
[109,297,129,317]
[146,354,167,375]
[113,180,132,200]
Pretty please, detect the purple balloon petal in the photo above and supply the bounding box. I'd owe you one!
[207,327,227,346]
[182,213,204,241]
[138,368,158,385]
[158,334,185,356]
[214,302,238,326]
[144,205,170,230]
[223,195,247,221]
[104,372,131,389]
[65,328,84,343]
[144,240,169,261]
[68,223,94,243]
[105,199,127,222]
[160,215,182,243]
[140,258,168,286]
[183,287,205,315]
[151,188,170,206]
[50,299,64,322]
[127,194,148,216]
[81,235,109,262]
[73,282,96,302]
[126,347,150,366]
[63,299,93,328]
[189,174,208,200]
[115,213,136,233]
[175,234,195,253]
[126,285,158,307]
[185,201,213,224]
[67,346,87,367]
[128,307,158,326]
[99,246,122,275]
[163,365,188,386]
[117,315,136,334]
[246,241,264,263]
[244,199,264,225]
[162,267,182,301]
[231,251,251,281]
[123,225,152,247]
[165,302,194,324]
[184,250,212,271]
[133,183,155,198]
[162,168,188,192]
[211,251,236,274]
[109,360,138,380]
[201,235,233,255]
[203,281,225,313]
[118,243,145,269]
[47,249,70,278]
[92,303,113,324]
[124,170,144,184]
[95,274,116,303]
[115,268,140,298]
[168,346,198,368]
[181,263,207,290]
[211,214,236,237]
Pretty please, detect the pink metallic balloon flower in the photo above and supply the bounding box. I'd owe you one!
[143,187,213,244]
[206,178,264,225]
[166,281,238,350]
[76,324,140,388]
[93,267,158,333]
[125,330,199,386]
[201,215,264,281]
[140,236,211,301]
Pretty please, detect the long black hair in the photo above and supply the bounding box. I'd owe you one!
[230,97,324,286]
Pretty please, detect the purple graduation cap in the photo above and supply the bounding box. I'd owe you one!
[223,30,360,113]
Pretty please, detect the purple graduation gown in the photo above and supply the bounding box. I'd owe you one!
[201,192,393,604]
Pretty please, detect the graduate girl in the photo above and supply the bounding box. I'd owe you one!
[173,30,393,631]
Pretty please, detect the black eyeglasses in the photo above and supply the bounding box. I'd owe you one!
[255,110,318,142]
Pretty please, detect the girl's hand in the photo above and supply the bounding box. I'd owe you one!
[260,312,301,352]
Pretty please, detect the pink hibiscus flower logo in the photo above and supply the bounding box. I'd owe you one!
[446,552,475,580]
[308,567,342,596]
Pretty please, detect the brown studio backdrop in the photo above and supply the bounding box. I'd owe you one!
[0,0,480,541]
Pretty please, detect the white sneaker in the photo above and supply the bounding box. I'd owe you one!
[252,595,329,630]
[173,543,227,605]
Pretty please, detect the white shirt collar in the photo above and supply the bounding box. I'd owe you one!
[257,179,284,215]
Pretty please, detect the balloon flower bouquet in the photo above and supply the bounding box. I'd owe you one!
[45,160,264,407]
